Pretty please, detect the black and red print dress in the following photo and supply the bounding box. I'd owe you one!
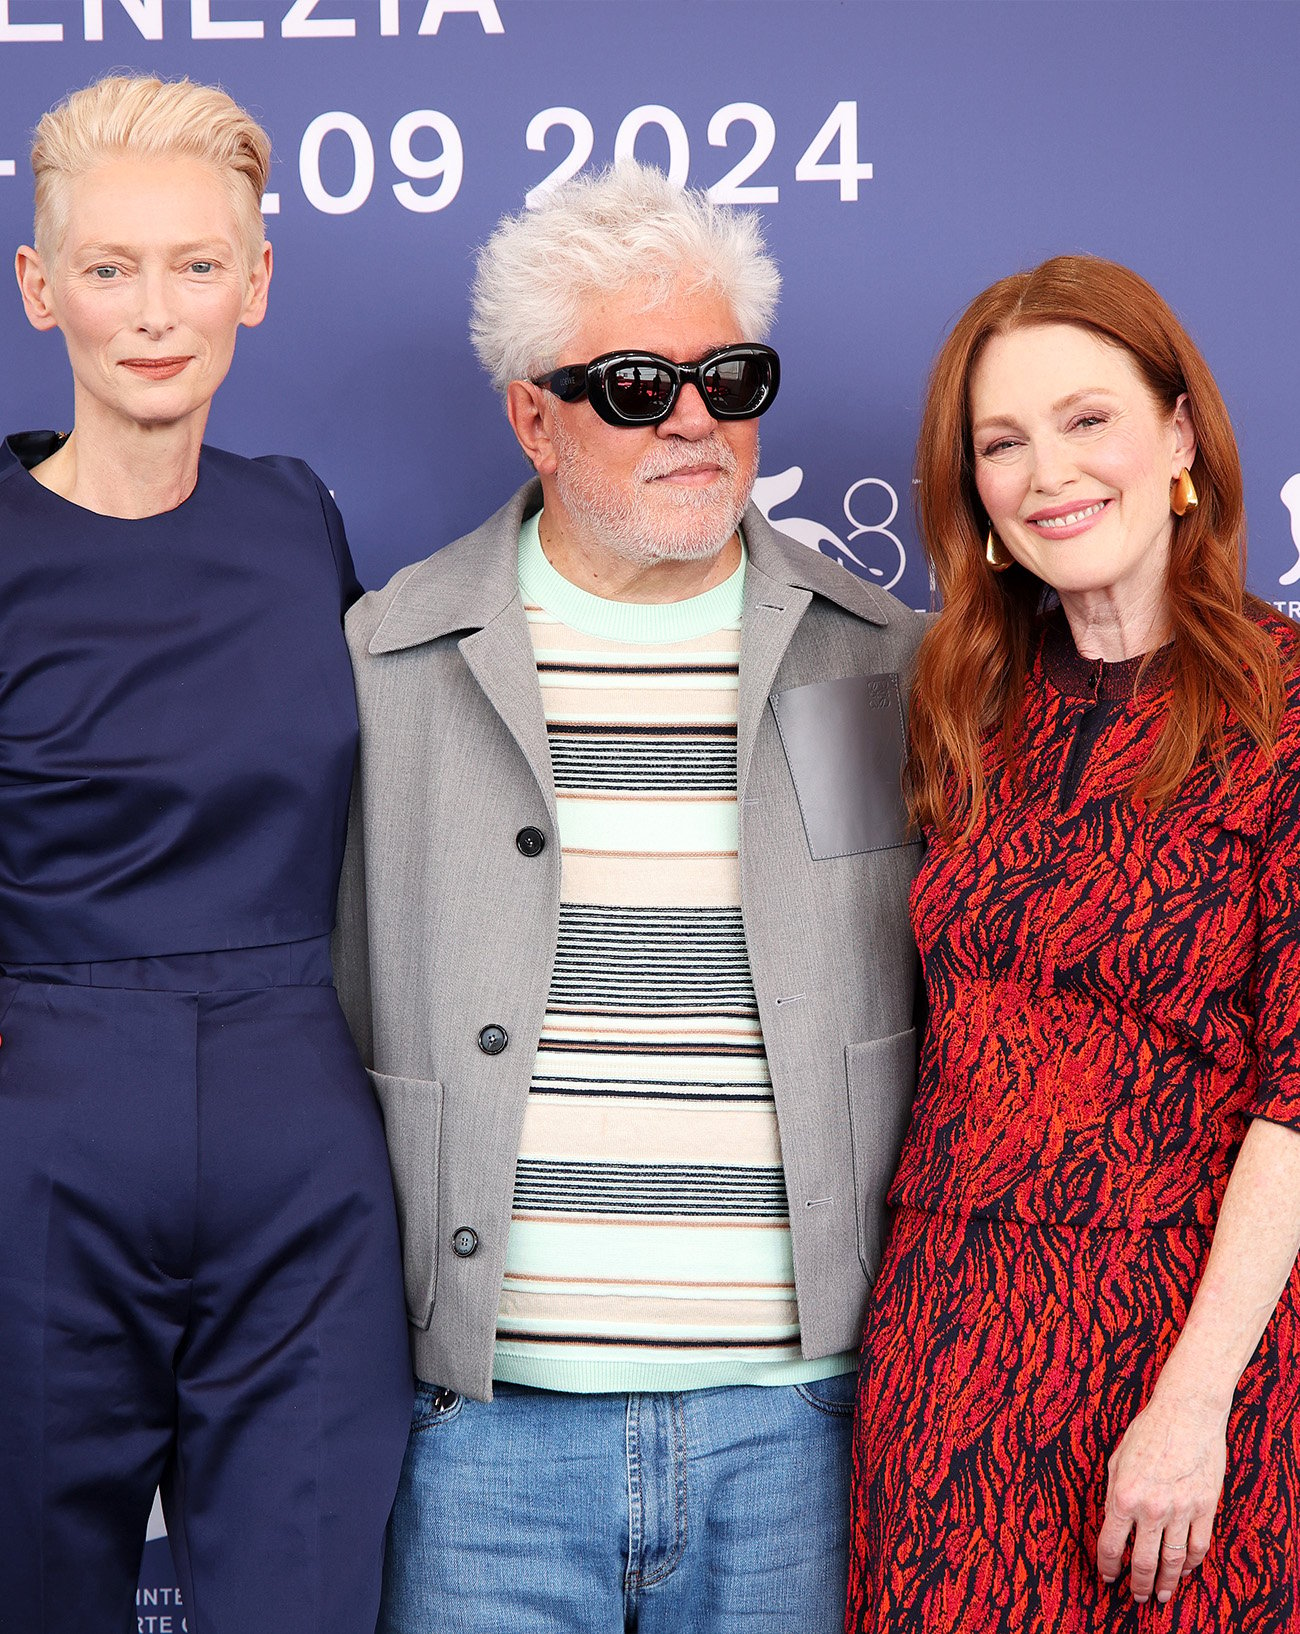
[847,611,1300,1634]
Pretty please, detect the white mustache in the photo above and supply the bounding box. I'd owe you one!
[636,441,738,482]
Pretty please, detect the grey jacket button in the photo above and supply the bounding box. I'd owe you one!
[478,1024,508,1055]
[515,826,546,857]
[451,1227,479,1258]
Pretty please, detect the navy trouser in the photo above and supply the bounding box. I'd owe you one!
[0,938,413,1634]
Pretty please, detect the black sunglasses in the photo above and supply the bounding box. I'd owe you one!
[531,343,781,428]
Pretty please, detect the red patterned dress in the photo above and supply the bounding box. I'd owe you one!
[847,611,1300,1633]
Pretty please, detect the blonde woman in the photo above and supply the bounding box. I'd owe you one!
[0,75,410,1632]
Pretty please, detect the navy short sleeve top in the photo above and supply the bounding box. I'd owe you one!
[0,431,363,962]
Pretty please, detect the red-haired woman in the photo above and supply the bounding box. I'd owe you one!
[846,256,1300,1633]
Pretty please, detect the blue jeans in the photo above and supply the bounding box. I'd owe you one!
[379,1372,855,1633]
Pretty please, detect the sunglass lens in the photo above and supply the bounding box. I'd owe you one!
[605,362,676,422]
[702,355,769,416]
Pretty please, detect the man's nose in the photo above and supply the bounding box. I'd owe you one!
[658,380,715,439]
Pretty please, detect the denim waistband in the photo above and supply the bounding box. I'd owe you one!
[0,935,334,993]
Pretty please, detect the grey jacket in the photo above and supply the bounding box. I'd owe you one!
[335,480,927,1401]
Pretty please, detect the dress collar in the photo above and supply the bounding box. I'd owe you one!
[4,430,69,472]
[1040,611,1172,701]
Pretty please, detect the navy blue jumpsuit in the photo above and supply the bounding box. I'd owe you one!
[0,433,412,1633]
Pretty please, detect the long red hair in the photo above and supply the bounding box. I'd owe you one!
[908,254,1285,838]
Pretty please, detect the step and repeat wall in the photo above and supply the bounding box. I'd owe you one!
[1,0,1298,1618]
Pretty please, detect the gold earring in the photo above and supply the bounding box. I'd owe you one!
[985,526,1013,572]
[1170,468,1198,517]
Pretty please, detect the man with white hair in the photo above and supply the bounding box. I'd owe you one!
[336,162,925,1632]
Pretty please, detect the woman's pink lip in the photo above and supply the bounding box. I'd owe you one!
[1025,497,1110,523]
[120,357,190,379]
[1022,498,1111,539]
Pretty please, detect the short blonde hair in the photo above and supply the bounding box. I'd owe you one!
[31,75,271,266]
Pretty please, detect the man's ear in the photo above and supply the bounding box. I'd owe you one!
[15,246,59,332]
[507,380,559,476]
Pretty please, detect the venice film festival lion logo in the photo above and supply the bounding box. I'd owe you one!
[1280,473,1300,588]
[752,465,907,590]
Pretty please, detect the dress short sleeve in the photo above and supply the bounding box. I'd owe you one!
[255,454,363,612]
[1251,659,1300,1129]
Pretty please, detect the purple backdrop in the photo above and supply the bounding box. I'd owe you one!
[2,0,1299,1617]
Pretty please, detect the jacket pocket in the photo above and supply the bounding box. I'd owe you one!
[367,1070,443,1331]
[770,674,914,858]
[844,1029,917,1280]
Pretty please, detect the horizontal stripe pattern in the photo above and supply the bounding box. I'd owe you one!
[513,1159,791,1217]
[548,732,736,793]
[548,904,757,1011]
[497,518,805,1388]
[503,1220,795,1288]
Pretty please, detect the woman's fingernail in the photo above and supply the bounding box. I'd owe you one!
[1158,1591,1172,1604]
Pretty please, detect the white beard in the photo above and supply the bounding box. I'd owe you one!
[550,415,756,567]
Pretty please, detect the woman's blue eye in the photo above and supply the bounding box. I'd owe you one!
[92,266,118,279]
[190,261,214,274]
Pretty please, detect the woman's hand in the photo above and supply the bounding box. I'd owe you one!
[1095,1118,1300,1605]
[1097,1387,1228,1604]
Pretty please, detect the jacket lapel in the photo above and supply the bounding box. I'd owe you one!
[737,558,811,799]
[367,480,556,819]
[736,502,891,796]
[459,609,557,827]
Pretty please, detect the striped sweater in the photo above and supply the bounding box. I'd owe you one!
[491,513,853,1392]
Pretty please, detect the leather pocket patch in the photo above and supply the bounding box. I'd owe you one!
[771,674,912,858]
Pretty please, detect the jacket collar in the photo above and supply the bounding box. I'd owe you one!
[368,477,893,655]
[368,482,535,654]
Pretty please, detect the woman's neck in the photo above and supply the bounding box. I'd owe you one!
[1057,586,1171,664]
[30,409,207,519]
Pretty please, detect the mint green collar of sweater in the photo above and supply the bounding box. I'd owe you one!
[517,510,746,645]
